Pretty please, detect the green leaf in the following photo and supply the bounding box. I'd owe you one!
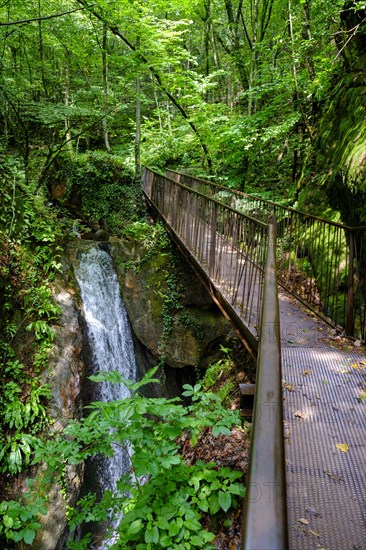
[22,528,36,545]
[168,520,180,537]
[190,534,204,545]
[197,500,209,512]
[159,533,172,547]
[160,455,181,468]
[218,491,232,512]
[145,525,159,544]
[157,516,170,531]
[3,514,13,528]
[127,519,143,536]
[212,425,231,437]
[89,371,124,384]
[208,494,220,515]
[184,517,201,532]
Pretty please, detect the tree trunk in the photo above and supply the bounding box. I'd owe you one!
[302,0,315,80]
[38,0,48,97]
[224,0,248,90]
[134,37,143,212]
[248,0,259,115]
[64,50,73,154]
[102,23,111,153]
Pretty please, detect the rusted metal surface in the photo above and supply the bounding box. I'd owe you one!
[143,168,288,548]
[239,383,255,417]
[143,168,268,342]
[166,169,366,342]
[241,224,288,550]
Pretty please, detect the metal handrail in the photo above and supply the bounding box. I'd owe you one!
[166,169,366,231]
[143,168,287,548]
[165,169,366,341]
[241,223,287,549]
[143,167,269,346]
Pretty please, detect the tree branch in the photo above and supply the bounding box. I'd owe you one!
[75,0,212,170]
[0,7,84,26]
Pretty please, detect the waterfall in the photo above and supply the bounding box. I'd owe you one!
[73,245,137,548]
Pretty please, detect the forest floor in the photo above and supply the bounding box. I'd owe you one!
[180,341,255,549]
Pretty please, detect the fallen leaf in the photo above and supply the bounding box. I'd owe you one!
[359,387,366,400]
[302,369,312,376]
[308,529,320,537]
[305,505,322,517]
[336,443,349,453]
[283,382,296,392]
[294,410,307,419]
[298,518,309,525]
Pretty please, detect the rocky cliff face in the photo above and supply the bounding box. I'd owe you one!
[20,251,85,550]
[109,236,233,373]
[15,233,232,547]
[317,3,366,226]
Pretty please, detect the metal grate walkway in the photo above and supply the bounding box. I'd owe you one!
[283,344,366,549]
[142,167,366,549]
[277,287,366,549]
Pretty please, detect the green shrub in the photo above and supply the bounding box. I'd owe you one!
[33,369,245,549]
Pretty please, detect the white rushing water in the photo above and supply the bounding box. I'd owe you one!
[74,245,137,548]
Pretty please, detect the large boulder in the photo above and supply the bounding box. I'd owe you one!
[110,236,233,369]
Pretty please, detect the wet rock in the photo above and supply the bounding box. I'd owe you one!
[93,229,109,241]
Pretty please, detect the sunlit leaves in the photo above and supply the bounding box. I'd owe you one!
[32,370,244,548]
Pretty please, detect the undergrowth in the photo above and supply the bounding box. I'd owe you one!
[0,154,71,545]
[32,368,246,549]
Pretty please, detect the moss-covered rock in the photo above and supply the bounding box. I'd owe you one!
[110,234,233,369]
[317,4,366,226]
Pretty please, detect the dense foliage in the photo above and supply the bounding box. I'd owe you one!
[0,154,65,474]
[0,0,365,205]
[0,0,365,546]
[0,367,246,548]
[0,153,68,544]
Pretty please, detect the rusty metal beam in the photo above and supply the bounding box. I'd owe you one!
[241,223,288,549]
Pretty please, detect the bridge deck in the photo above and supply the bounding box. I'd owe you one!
[143,173,366,548]
[279,291,366,549]
[175,214,366,548]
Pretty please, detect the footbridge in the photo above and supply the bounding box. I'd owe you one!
[142,168,366,550]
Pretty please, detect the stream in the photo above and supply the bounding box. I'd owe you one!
[74,245,137,548]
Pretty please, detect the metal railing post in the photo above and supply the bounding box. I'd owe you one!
[209,201,217,275]
[163,168,366,341]
[346,231,355,336]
